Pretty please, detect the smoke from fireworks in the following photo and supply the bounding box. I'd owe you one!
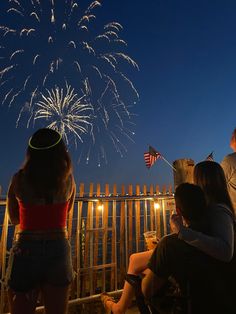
[0,0,139,165]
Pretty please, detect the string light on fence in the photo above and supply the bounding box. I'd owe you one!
[154,201,160,210]
[97,202,104,211]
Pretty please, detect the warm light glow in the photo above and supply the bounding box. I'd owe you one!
[98,203,104,211]
[154,202,160,210]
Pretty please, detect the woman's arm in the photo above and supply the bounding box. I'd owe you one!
[67,175,76,213]
[170,206,234,262]
[7,175,20,225]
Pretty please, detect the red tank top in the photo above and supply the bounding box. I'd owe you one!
[18,201,69,230]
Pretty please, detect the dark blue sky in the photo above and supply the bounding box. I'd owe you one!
[1,0,236,194]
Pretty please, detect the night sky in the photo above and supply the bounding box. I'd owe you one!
[1,0,236,195]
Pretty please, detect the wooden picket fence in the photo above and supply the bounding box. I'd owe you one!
[0,183,175,313]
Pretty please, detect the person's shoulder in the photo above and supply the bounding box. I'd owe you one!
[209,203,234,218]
[157,233,199,264]
[7,170,22,194]
[10,170,23,184]
[158,233,179,249]
[159,233,177,242]
[222,152,236,162]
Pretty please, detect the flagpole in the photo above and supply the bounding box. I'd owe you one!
[161,156,176,172]
[147,144,176,171]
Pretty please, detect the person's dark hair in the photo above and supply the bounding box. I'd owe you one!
[194,161,234,216]
[174,183,207,222]
[22,128,72,198]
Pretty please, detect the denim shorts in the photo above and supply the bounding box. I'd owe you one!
[7,238,74,292]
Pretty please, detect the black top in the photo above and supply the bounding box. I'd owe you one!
[148,233,236,314]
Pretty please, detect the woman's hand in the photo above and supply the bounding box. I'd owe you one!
[170,213,183,234]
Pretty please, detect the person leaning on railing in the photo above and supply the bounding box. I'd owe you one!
[6,128,76,314]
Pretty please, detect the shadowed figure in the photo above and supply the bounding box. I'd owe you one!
[6,128,76,314]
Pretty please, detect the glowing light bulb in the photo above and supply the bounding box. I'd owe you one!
[154,202,160,210]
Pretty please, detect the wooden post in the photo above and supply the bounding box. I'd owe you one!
[128,185,133,256]
[119,184,126,285]
[135,185,141,252]
[93,183,101,293]
[82,183,94,296]
[0,205,9,314]
[75,183,84,298]
[149,185,154,231]
[111,184,117,291]
[162,185,167,195]
[155,185,161,239]
[143,185,148,232]
[173,158,195,189]
[102,184,109,291]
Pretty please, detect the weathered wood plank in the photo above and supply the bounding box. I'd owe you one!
[119,184,126,286]
[155,185,161,239]
[93,183,101,293]
[149,184,154,231]
[128,185,133,256]
[111,184,117,291]
[135,185,140,252]
[102,184,109,292]
[82,183,94,296]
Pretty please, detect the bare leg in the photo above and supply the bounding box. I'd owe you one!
[41,284,70,314]
[8,288,39,314]
[127,250,153,274]
[104,250,153,314]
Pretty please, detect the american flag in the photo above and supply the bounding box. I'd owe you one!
[206,151,214,161]
[144,146,162,169]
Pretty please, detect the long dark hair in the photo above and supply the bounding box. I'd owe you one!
[194,161,234,216]
[22,128,72,197]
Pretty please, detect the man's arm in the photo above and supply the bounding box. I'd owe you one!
[142,268,167,299]
[170,206,234,262]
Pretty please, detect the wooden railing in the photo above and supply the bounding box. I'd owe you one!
[0,183,175,313]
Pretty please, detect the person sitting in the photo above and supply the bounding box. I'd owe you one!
[170,161,235,262]
[142,183,236,314]
[101,161,235,314]
[101,248,155,314]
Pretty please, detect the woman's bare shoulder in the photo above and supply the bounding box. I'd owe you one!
[8,170,22,190]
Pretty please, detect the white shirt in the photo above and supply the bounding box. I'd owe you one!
[221,152,236,212]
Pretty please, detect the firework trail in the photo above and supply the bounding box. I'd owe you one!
[0,0,139,165]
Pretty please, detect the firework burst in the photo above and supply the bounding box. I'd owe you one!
[0,0,139,165]
[33,83,93,145]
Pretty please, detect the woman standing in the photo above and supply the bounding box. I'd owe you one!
[6,128,76,314]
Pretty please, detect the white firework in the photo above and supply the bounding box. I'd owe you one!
[34,83,93,145]
[0,0,139,165]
